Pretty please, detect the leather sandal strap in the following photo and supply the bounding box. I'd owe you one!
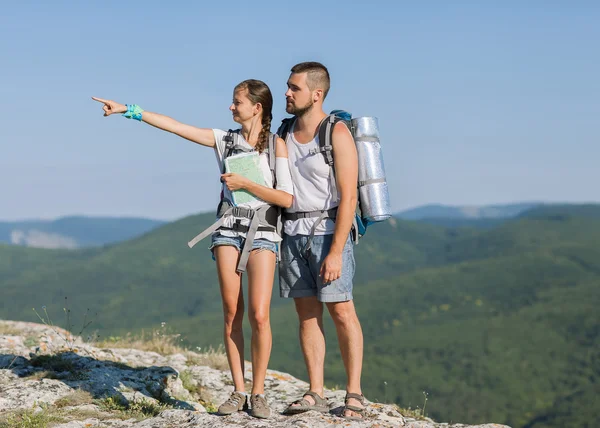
[345,392,365,404]
[345,404,365,413]
[304,391,326,405]
[291,398,310,407]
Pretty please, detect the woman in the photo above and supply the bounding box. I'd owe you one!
[92,79,293,419]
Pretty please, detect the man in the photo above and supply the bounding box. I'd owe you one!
[279,62,366,420]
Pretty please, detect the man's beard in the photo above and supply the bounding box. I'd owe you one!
[286,99,314,117]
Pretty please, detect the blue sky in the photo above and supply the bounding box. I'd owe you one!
[1,1,598,220]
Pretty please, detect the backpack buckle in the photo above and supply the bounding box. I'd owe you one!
[309,147,330,156]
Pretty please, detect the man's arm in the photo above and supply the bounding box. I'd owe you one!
[319,122,358,283]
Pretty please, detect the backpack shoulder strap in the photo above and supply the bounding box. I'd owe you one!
[316,114,343,167]
[223,129,259,170]
[267,132,277,188]
[276,118,295,142]
[314,114,353,208]
[222,129,239,167]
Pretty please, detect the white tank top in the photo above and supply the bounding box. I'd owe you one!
[284,123,338,236]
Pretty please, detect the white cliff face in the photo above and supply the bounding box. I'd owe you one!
[10,229,79,249]
[0,320,511,428]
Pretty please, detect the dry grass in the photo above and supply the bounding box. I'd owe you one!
[0,324,21,336]
[27,370,59,380]
[395,404,428,421]
[0,400,163,428]
[24,336,40,348]
[95,327,228,371]
[0,407,66,428]
[96,327,185,356]
[97,395,169,420]
[54,390,95,408]
[185,345,228,371]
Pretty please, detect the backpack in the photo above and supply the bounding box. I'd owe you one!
[277,110,391,250]
[187,130,281,272]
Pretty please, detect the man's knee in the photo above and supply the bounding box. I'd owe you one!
[294,296,323,321]
[327,301,358,327]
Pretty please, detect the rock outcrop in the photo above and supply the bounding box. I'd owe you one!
[0,320,510,428]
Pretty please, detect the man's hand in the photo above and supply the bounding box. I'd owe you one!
[91,97,128,116]
[221,173,251,191]
[320,251,343,283]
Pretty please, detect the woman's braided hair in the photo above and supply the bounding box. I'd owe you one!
[234,79,273,153]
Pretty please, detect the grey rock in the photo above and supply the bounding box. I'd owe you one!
[0,319,511,428]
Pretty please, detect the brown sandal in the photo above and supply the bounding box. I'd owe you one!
[341,392,366,420]
[283,391,329,415]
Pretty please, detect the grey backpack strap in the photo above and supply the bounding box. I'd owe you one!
[222,130,237,173]
[222,129,255,171]
[236,205,272,273]
[267,132,282,263]
[281,208,338,255]
[316,115,336,167]
[303,210,332,256]
[268,133,277,187]
[283,208,338,221]
[351,214,360,244]
[311,115,340,202]
[187,206,234,249]
[276,118,295,142]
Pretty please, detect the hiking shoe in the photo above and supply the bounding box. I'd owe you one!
[250,394,271,419]
[218,392,248,415]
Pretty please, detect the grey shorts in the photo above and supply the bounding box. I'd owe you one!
[279,233,355,302]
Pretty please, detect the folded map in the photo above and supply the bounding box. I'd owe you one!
[224,152,266,205]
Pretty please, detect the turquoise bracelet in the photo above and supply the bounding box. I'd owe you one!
[123,104,144,121]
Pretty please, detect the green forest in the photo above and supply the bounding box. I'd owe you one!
[1,204,598,427]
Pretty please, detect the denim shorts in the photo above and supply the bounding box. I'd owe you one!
[209,233,278,260]
[279,233,355,302]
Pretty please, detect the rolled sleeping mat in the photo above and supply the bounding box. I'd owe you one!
[351,117,392,223]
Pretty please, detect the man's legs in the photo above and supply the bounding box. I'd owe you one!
[326,300,364,418]
[314,234,363,418]
[285,296,327,409]
[296,296,326,397]
[280,235,329,409]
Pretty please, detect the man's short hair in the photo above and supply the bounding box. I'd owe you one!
[291,62,330,99]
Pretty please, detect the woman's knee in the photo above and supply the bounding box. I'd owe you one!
[223,308,244,333]
[248,310,270,331]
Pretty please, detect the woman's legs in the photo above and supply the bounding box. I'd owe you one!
[214,245,246,392]
[246,248,276,395]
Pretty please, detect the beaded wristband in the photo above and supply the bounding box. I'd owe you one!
[123,104,144,121]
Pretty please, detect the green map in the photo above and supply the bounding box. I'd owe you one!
[224,152,266,205]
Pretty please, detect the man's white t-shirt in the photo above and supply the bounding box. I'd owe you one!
[283,124,338,237]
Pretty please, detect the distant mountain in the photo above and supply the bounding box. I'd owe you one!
[0,216,165,249]
[397,202,541,221]
[518,203,600,220]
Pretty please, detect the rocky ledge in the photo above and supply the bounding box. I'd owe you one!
[0,320,510,427]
